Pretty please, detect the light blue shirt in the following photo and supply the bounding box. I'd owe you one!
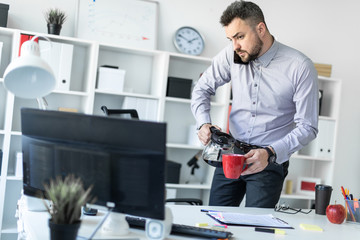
[191,40,319,164]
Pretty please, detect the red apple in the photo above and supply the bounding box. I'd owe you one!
[326,203,346,224]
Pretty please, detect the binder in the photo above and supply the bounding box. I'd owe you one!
[300,119,335,159]
[317,119,335,158]
[39,40,74,91]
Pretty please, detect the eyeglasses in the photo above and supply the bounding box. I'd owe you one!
[274,204,312,214]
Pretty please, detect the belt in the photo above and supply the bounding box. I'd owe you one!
[235,140,262,153]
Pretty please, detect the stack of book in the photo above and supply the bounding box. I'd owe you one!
[314,63,332,77]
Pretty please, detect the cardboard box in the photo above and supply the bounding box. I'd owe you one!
[0,3,9,27]
[97,66,126,93]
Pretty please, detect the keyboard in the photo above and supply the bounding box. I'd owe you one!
[125,215,233,239]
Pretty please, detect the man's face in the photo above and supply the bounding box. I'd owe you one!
[225,17,263,63]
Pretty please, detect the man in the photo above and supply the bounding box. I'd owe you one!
[191,1,319,208]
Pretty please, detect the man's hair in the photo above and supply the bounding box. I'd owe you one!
[220,1,266,29]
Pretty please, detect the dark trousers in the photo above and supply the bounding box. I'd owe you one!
[209,150,289,208]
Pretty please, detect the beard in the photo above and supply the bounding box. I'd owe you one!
[235,35,263,63]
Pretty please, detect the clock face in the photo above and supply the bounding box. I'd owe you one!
[173,26,205,55]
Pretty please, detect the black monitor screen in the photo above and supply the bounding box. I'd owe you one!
[21,108,166,220]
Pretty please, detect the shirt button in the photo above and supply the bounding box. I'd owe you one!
[252,114,255,117]
[252,102,256,104]
[254,84,258,87]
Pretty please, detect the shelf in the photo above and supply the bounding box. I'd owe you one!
[318,76,341,82]
[166,183,211,190]
[7,176,22,181]
[95,90,159,100]
[165,97,191,104]
[1,227,18,234]
[291,154,333,162]
[52,90,89,97]
[280,193,315,200]
[10,131,21,136]
[167,143,203,150]
[165,97,226,108]
[319,115,336,121]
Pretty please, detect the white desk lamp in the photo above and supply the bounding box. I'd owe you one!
[4,36,55,210]
[3,35,56,109]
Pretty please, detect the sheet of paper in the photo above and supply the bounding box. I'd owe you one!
[207,211,293,229]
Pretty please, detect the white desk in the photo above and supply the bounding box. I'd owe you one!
[19,204,360,239]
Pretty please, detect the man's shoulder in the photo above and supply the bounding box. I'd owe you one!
[276,41,310,62]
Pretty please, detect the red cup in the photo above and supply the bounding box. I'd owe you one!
[222,154,247,179]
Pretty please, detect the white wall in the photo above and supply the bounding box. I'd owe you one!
[3,0,360,203]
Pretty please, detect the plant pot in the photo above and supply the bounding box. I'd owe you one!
[48,219,81,240]
[47,24,62,35]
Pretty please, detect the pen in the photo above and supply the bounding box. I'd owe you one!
[255,227,286,235]
[201,209,219,212]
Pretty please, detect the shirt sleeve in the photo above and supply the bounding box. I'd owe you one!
[271,58,319,164]
[191,46,232,129]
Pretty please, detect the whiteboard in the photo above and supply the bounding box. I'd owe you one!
[75,0,158,50]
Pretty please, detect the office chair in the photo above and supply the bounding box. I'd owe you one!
[101,105,139,119]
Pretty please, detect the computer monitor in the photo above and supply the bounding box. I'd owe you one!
[21,108,166,220]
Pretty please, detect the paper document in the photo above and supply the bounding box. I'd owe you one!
[207,211,293,229]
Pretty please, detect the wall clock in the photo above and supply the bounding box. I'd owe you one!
[173,26,205,56]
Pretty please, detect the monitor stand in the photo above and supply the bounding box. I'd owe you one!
[87,207,132,239]
[101,212,129,236]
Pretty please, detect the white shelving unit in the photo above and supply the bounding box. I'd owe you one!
[0,27,231,239]
[280,76,341,208]
[0,27,341,238]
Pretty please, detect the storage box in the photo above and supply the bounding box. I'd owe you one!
[166,77,192,99]
[296,177,321,195]
[0,3,9,27]
[166,160,181,184]
[97,66,126,93]
[345,199,360,224]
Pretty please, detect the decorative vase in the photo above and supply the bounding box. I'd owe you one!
[47,24,62,35]
[48,219,81,240]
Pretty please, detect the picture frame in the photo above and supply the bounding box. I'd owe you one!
[296,177,321,195]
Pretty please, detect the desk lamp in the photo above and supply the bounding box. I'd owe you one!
[3,35,56,109]
[3,35,55,210]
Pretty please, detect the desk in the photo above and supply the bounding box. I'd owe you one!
[18,204,360,239]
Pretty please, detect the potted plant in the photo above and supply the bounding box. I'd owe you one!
[44,8,67,35]
[43,174,93,240]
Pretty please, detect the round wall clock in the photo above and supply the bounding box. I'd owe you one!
[173,26,205,56]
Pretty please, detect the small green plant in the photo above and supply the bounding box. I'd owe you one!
[43,175,93,224]
[44,8,67,25]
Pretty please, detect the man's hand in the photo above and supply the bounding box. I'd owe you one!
[241,148,269,175]
[197,124,221,145]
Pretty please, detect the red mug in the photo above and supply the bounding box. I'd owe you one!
[222,154,248,179]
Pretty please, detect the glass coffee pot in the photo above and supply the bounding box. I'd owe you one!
[202,126,236,167]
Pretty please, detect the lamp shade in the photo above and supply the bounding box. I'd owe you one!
[3,39,56,99]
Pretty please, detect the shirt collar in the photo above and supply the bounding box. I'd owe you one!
[255,38,279,68]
